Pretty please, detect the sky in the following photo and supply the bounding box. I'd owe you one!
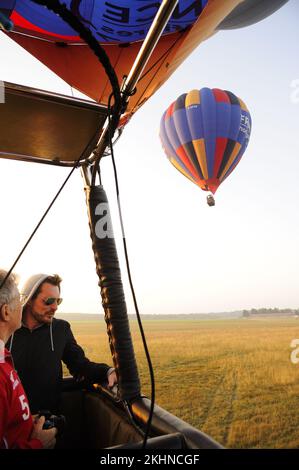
[0,1,298,315]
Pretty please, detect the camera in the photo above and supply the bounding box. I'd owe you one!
[38,410,66,436]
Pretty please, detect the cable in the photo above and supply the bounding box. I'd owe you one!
[0,163,78,291]
[138,31,185,83]
[132,31,187,117]
[97,166,102,186]
[107,93,155,449]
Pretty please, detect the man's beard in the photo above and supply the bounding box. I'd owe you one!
[31,310,54,324]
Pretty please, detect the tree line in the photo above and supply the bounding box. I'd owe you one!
[243,308,299,317]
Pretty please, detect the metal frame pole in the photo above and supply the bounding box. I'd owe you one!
[121,0,178,99]
[87,0,179,166]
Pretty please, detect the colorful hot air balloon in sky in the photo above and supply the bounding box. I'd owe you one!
[160,88,252,204]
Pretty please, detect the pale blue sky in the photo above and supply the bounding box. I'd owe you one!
[0,1,298,314]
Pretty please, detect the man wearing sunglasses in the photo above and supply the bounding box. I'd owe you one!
[7,273,117,415]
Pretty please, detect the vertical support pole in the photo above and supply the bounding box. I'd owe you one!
[84,182,141,401]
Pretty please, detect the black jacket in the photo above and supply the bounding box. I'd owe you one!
[7,318,111,413]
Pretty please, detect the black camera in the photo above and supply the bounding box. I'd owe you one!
[38,410,66,436]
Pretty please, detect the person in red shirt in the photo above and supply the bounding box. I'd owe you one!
[0,269,56,449]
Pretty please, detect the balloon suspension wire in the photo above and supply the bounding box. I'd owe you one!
[138,30,185,83]
[107,93,155,449]
[0,164,77,291]
[0,118,102,290]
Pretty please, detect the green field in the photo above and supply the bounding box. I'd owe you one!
[66,316,299,448]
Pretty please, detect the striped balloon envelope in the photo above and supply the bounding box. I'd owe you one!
[1,2,286,120]
[160,88,252,197]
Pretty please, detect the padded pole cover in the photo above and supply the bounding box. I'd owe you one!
[85,185,141,401]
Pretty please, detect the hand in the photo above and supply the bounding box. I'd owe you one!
[31,416,57,449]
[107,370,117,388]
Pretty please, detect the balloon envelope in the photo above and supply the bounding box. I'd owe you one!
[0,1,288,119]
[160,88,252,194]
[0,0,210,116]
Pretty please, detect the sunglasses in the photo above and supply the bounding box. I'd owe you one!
[43,297,63,306]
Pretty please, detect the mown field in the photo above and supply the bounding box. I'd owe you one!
[65,316,299,448]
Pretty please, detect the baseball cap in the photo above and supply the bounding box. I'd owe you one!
[20,273,50,307]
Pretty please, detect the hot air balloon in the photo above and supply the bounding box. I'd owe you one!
[160,88,252,205]
[0,0,289,122]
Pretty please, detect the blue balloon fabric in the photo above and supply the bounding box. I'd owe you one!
[2,0,208,43]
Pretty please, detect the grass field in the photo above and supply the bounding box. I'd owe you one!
[66,316,299,448]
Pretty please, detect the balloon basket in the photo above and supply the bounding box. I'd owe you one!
[207,194,215,207]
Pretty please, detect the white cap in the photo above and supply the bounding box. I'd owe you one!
[20,273,50,307]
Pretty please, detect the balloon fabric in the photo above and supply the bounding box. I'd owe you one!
[160,88,251,195]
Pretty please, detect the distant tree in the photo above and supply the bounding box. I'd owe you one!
[242,307,298,317]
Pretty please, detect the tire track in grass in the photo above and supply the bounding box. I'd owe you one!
[222,373,238,446]
[199,371,227,428]
[199,370,238,446]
